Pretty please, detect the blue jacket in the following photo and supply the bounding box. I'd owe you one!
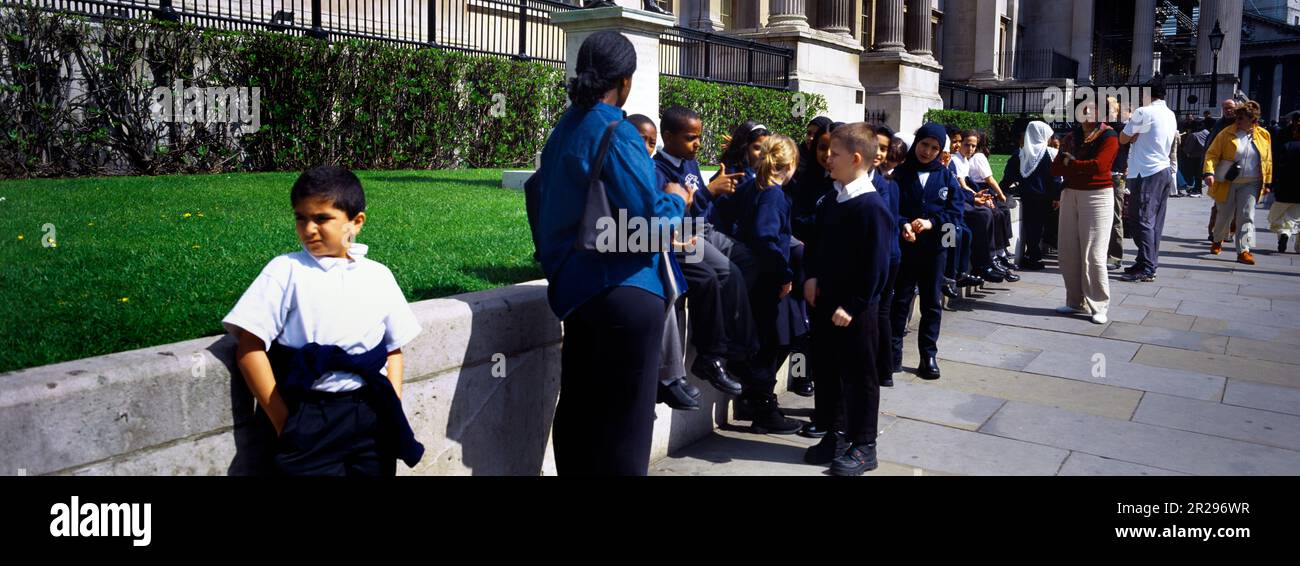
[706,162,756,236]
[534,103,686,320]
[872,173,902,266]
[895,165,964,251]
[735,179,794,285]
[654,152,714,223]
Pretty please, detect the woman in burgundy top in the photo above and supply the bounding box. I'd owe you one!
[1051,103,1119,325]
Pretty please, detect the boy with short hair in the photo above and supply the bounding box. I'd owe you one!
[803,123,893,476]
[223,165,424,476]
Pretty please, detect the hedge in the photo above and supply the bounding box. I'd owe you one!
[660,76,827,166]
[1,8,567,177]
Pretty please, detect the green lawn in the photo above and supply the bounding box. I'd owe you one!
[0,169,540,373]
[989,154,1010,182]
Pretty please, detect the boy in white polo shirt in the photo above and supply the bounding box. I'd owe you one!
[223,165,424,476]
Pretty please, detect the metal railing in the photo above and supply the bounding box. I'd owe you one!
[658,26,794,90]
[1004,48,1080,81]
[3,0,579,65]
[940,80,1006,113]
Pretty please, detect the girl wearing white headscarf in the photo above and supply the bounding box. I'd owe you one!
[1000,121,1062,270]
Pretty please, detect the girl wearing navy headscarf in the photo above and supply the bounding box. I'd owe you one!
[889,123,964,381]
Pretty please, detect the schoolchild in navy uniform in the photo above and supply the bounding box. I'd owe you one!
[890,123,964,381]
[732,134,807,435]
[1002,121,1063,271]
[630,114,700,411]
[871,125,902,388]
[654,106,756,399]
[224,165,424,476]
[802,122,893,476]
[794,122,847,437]
[954,130,1019,283]
[708,121,769,239]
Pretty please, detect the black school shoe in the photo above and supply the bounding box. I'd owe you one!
[830,442,879,476]
[1280,234,1290,254]
[805,432,850,465]
[677,377,701,400]
[788,376,815,397]
[798,421,830,439]
[739,395,803,435]
[658,380,700,411]
[692,356,743,395]
[880,375,894,387]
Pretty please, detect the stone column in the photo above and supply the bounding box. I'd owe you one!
[1272,61,1284,124]
[1197,0,1243,76]
[972,0,998,79]
[680,0,724,31]
[817,0,854,37]
[905,0,932,57]
[551,5,675,129]
[1131,0,1156,81]
[874,0,906,52]
[769,0,810,28]
[1071,0,1094,83]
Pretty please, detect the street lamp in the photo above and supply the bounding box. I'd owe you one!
[1210,20,1226,115]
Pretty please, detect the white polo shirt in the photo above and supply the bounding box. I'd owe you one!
[1122,99,1178,179]
[222,243,423,392]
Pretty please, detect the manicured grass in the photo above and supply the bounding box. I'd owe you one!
[989,154,1011,182]
[0,169,540,373]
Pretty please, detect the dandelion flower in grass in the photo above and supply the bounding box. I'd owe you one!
[192,244,201,249]
[16,234,22,240]
[119,297,129,303]
[183,212,192,218]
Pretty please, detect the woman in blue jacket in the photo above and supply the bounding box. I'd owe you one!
[889,123,964,380]
[533,32,689,475]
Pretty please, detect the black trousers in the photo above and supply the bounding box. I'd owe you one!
[1020,191,1053,263]
[892,245,947,360]
[876,263,899,380]
[555,286,665,476]
[275,389,396,477]
[964,204,996,270]
[810,301,881,444]
[992,200,1013,250]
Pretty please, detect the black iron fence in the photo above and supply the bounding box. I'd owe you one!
[1005,48,1080,81]
[940,80,1007,113]
[659,26,793,90]
[3,0,579,65]
[986,79,1216,119]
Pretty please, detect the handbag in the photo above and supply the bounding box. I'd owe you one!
[574,120,624,252]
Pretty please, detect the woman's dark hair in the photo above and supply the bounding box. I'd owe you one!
[567,31,637,109]
[720,120,770,168]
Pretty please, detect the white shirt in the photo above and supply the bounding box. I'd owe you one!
[222,243,423,392]
[1122,99,1178,179]
[833,170,877,203]
[918,171,932,188]
[1234,129,1262,180]
[949,153,972,180]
